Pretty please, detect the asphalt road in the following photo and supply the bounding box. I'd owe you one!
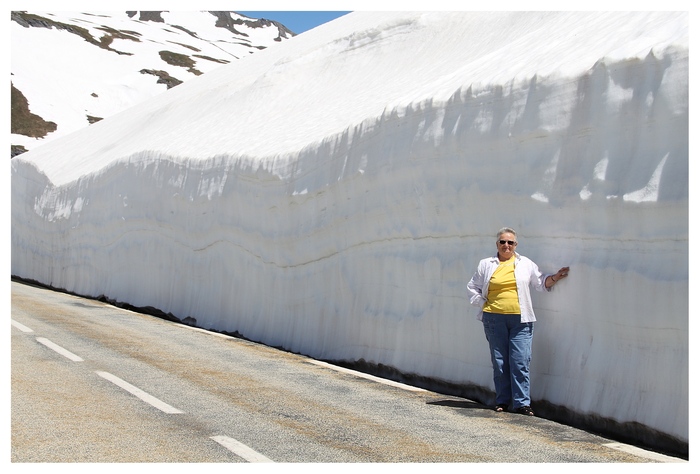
[11,280,683,463]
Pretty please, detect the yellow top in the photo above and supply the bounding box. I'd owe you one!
[482,255,520,314]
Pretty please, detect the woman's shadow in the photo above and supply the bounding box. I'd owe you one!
[427,399,490,410]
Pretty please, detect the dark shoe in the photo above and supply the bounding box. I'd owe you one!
[494,404,508,412]
[516,406,534,416]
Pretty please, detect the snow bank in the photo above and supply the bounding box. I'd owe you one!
[11,12,688,447]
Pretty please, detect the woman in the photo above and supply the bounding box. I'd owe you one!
[467,227,569,416]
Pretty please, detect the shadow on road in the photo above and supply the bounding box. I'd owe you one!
[426,399,490,410]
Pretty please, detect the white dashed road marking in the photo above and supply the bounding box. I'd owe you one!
[11,319,34,332]
[15,319,276,461]
[36,337,84,362]
[210,436,274,463]
[96,371,183,414]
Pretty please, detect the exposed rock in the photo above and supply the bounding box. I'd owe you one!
[139,69,184,89]
[11,83,57,138]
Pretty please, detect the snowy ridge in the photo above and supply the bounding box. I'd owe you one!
[11,11,688,449]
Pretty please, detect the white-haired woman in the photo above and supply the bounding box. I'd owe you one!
[467,227,569,416]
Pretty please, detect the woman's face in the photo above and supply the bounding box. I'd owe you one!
[496,232,517,260]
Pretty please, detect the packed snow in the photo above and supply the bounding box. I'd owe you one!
[11,11,688,448]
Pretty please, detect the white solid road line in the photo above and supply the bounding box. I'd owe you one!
[96,371,183,414]
[210,435,274,463]
[603,442,686,463]
[175,324,426,393]
[36,337,84,362]
[11,319,34,333]
[308,360,427,392]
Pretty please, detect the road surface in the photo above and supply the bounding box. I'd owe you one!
[11,280,682,463]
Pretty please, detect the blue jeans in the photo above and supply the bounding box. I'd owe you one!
[482,312,534,409]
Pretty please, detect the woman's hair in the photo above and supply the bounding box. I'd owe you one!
[496,227,517,241]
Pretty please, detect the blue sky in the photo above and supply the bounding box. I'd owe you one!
[238,11,352,35]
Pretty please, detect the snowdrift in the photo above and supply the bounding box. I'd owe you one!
[11,12,688,450]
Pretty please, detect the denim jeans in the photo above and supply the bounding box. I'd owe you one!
[482,312,534,409]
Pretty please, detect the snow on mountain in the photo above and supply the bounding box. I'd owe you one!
[11,11,689,452]
[10,10,294,156]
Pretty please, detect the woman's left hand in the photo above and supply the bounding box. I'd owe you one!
[554,266,570,282]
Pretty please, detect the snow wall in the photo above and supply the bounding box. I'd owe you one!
[11,13,688,453]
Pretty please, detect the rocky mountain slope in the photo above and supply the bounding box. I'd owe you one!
[11,10,294,157]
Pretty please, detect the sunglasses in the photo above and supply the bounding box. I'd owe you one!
[499,240,516,245]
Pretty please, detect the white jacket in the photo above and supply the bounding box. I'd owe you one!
[467,253,552,322]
